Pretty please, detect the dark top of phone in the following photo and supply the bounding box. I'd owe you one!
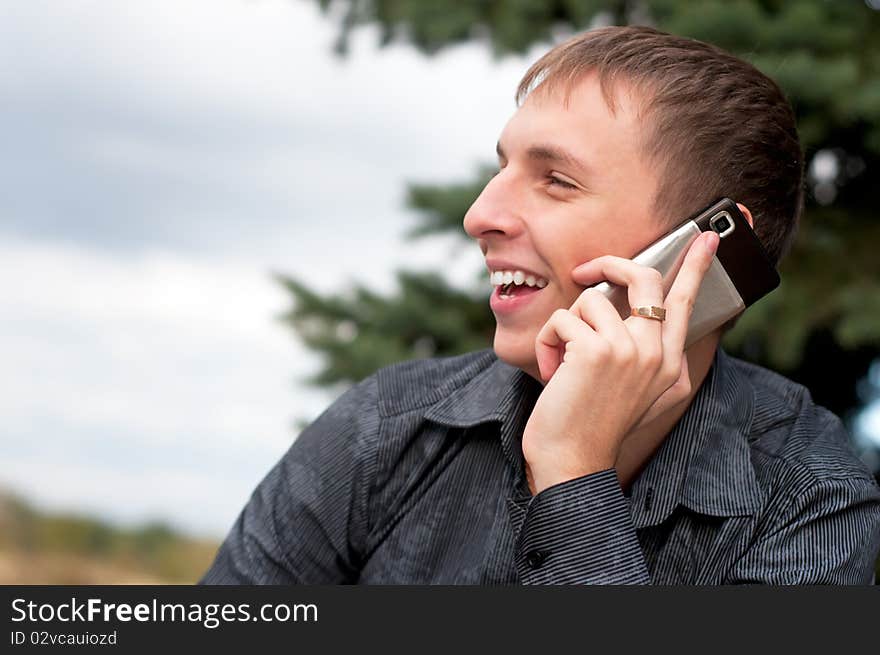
[690,198,780,307]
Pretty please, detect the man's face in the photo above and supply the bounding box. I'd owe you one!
[463,73,670,381]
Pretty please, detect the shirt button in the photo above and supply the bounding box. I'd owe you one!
[526,550,548,569]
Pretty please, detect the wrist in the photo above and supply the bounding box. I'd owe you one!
[527,458,617,495]
[521,431,621,494]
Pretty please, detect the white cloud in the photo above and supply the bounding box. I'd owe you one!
[0,237,329,533]
[1,0,537,254]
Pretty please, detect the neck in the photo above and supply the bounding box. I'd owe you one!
[614,331,721,491]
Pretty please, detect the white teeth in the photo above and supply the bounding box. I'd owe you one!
[489,269,549,289]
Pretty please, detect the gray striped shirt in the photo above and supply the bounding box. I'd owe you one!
[202,348,880,584]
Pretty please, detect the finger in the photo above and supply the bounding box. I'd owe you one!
[568,288,633,348]
[663,351,691,402]
[571,255,665,320]
[571,255,666,353]
[534,308,600,382]
[662,231,720,353]
[634,354,692,430]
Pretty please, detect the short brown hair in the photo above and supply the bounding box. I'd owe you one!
[516,26,804,266]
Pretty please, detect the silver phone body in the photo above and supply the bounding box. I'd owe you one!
[591,220,745,348]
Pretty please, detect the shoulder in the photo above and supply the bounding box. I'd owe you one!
[306,348,500,454]
[316,348,496,418]
[374,348,498,416]
[728,354,877,492]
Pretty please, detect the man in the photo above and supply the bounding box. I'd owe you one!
[202,26,880,584]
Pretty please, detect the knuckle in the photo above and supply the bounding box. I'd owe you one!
[615,339,638,364]
[641,347,662,370]
[662,360,682,384]
[643,267,663,287]
[573,289,608,318]
[670,291,695,315]
[579,288,604,306]
[666,291,684,306]
[679,378,693,396]
[682,296,696,317]
[590,339,613,362]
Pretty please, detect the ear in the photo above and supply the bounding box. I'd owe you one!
[736,203,754,229]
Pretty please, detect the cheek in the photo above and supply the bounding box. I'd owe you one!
[549,246,597,306]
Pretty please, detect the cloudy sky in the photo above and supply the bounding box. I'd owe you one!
[0,0,548,537]
[2,1,878,538]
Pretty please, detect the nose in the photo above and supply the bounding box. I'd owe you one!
[463,170,524,245]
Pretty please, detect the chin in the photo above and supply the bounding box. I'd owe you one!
[492,326,539,379]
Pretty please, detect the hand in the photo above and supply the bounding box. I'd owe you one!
[521,231,720,494]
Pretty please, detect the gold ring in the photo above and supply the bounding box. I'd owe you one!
[631,305,666,321]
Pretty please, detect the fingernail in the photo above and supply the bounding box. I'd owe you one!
[704,232,720,255]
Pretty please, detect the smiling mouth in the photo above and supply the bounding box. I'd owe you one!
[497,282,543,299]
[495,272,548,299]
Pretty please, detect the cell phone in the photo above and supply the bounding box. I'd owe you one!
[591,198,780,347]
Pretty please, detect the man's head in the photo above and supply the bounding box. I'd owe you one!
[463,26,803,380]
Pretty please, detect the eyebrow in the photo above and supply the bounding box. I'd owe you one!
[496,140,592,176]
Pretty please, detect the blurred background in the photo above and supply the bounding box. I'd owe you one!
[1,0,879,583]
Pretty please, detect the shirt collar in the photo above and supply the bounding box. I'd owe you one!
[423,355,541,478]
[422,354,521,426]
[423,348,762,526]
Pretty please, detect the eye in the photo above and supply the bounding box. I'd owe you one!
[548,174,577,190]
